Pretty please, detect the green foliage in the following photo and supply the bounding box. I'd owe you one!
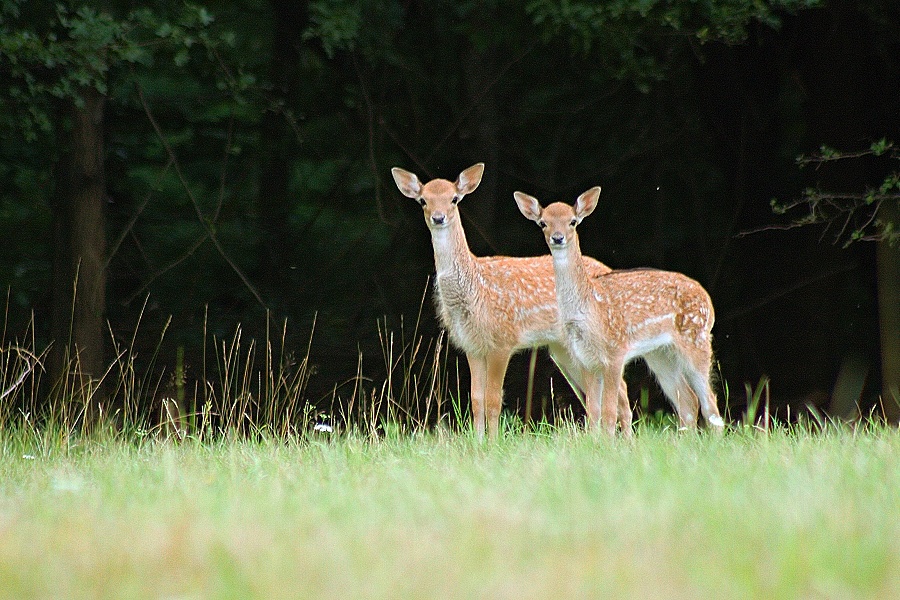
[0,1,236,141]
[525,0,821,88]
[305,0,363,58]
[773,139,900,246]
[303,0,403,59]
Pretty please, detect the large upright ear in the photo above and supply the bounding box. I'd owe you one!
[455,163,485,197]
[391,167,422,199]
[513,191,543,223]
[574,186,601,221]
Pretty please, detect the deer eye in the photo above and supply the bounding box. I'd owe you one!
[451,195,459,205]
[538,220,547,229]
[569,218,578,226]
[418,198,426,207]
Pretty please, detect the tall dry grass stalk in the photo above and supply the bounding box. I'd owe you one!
[327,284,461,437]
[1,285,466,441]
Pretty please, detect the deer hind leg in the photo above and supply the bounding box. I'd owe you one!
[617,378,632,438]
[683,346,725,432]
[644,349,699,429]
[466,354,487,440]
[484,351,512,441]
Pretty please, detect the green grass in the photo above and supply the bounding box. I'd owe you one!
[1,426,898,599]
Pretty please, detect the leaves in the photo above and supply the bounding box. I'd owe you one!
[525,0,824,63]
[304,0,363,58]
[871,138,893,156]
[0,2,243,144]
[771,140,900,246]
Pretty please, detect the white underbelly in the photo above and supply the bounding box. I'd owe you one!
[624,333,674,362]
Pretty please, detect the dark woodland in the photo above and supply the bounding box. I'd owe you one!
[1,0,898,429]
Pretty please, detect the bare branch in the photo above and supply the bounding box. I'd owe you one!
[0,348,43,402]
[122,233,209,306]
[132,71,267,309]
[353,52,387,225]
[105,156,175,271]
[424,40,538,164]
[719,263,857,323]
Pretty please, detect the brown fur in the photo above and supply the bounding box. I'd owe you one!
[515,188,725,435]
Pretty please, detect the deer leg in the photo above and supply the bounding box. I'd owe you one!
[685,349,724,432]
[677,381,701,429]
[552,346,630,435]
[549,345,585,399]
[467,354,487,440]
[484,351,512,441]
[617,378,633,438]
[600,360,623,436]
[645,350,698,429]
[581,369,602,431]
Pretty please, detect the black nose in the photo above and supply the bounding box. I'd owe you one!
[431,213,446,225]
[551,233,564,245]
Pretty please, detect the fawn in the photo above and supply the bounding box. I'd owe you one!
[391,164,630,439]
[515,186,725,435]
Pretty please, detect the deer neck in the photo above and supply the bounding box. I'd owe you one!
[430,219,478,285]
[550,236,595,320]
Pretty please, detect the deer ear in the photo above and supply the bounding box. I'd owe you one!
[455,163,485,196]
[574,186,601,220]
[514,191,542,223]
[391,167,422,199]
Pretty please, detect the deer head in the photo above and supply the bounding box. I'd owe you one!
[392,163,485,231]
[514,187,600,251]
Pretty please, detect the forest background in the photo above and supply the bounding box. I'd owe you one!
[1,0,898,428]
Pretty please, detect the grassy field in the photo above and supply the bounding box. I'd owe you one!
[0,425,898,599]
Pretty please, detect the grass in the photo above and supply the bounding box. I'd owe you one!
[1,425,898,599]
[2,302,899,598]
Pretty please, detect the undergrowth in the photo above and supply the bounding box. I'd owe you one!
[2,288,897,447]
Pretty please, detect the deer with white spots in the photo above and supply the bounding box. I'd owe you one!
[391,164,630,440]
[515,187,725,435]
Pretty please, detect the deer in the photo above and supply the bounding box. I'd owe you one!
[391,163,631,440]
[514,186,726,436]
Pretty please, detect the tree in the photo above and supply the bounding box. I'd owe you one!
[771,141,900,421]
[51,83,107,400]
[0,1,228,423]
[4,0,893,427]
[1,2,136,420]
[256,0,308,298]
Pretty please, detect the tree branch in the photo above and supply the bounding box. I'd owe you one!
[105,156,175,272]
[133,72,267,309]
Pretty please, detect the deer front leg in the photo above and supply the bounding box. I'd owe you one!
[601,359,624,436]
[467,354,487,440]
[552,346,631,435]
[484,352,512,441]
[581,369,602,432]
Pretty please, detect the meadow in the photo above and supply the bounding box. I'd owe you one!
[1,424,898,599]
[1,310,898,598]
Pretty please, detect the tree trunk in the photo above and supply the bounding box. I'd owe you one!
[257,0,307,296]
[51,86,107,425]
[461,34,501,254]
[877,200,900,423]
